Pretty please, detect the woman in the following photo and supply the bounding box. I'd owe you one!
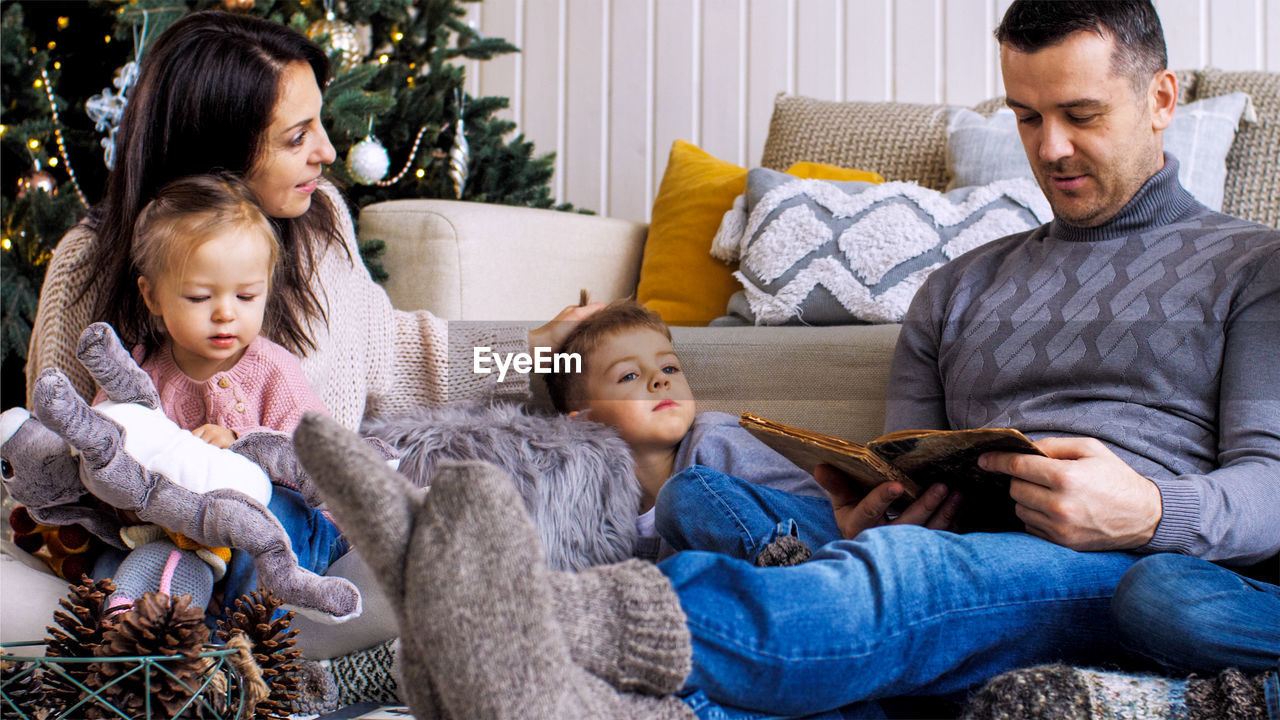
[21,10,594,627]
[27,10,593,427]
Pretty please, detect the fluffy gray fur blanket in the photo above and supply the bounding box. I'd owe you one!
[362,403,639,571]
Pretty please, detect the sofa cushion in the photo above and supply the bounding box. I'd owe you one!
[1195,69,1280,227]
[637,140,882,326]
[945,92,1254,211]
[711,168,1050,325]
[761,96,953,191]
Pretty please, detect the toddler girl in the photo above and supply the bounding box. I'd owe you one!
[103,173,344,612]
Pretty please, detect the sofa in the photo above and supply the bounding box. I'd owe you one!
[2,66,1275,701]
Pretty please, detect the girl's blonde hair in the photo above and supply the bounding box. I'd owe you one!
[132,173,280,310]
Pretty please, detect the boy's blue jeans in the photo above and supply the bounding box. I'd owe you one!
[1112,553,1280,674]
[655,466,1140,718]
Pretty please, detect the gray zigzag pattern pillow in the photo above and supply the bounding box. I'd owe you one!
[712,168,1053,325]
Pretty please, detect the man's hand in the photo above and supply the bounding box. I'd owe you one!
[528,302,606,354]
[813,464,963,539]
[980,437,1162,551]
[193,423,236,449]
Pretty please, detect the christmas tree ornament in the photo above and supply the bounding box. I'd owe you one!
[224,0,255,10]
[86,10,146,173]
[89,591,210,718]
[38,68,88,207]
[16,169,58,199]
[218,591,303,720]
[307,0,366,72]
[449,90,470,199]
[347,132,391,185]
[374,124,431,187]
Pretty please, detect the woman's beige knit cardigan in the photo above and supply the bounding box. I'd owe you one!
[26,184,531,429]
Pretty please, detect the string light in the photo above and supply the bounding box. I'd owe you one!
[53,61,61,70]
[27,139,40,150]
[39,67,89,207]
[0,125,7,135]
[104,35,111,43]
[57,16,69,30]
[378,54,389,64]
[375,124,432,187]
[1,238,11,251]
[48,157,59,167]
[415,168,425,179]
[393,31,404,42]
[47,41,56,50]
[33,79,43,88]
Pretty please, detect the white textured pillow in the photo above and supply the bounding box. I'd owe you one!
[945,92,1254,211]
[712,168,1052,325]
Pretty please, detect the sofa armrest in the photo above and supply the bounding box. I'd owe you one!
[359,199,648,320]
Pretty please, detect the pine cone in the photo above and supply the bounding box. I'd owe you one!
[88,592,210,718]
[1,654,46,718]
[43,575,115,715]
[217,591,302,720]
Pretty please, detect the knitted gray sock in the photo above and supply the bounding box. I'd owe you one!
[963,664,1269,720]
[549,560,692,695]
[415,462,694,719]
[294,413,693,720]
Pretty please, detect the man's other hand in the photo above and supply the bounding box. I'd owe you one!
[980,437,1162,551]
[814,464,962,539]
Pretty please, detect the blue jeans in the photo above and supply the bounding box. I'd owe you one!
[655,467,1139,716]
[656,465,842,561]
[1112,553,1280,674]
[220,486,348,615]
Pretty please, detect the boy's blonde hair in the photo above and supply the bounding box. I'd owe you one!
[545,299,673,413]
[132,173,279,288]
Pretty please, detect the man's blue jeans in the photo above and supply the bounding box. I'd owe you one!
[655,466,1139,717]
[1112,553,1280,674]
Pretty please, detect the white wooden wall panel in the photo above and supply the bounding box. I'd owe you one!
[607,0,654,220]
[844,0,892,101]
[747,1,791,171]
[701,0,748,166]
[563,0,606,212]
[476,0,1277,222]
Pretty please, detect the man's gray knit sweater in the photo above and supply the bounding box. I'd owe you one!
[886,157,1279,564]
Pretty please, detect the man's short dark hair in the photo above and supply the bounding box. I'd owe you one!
[996,0,1167,92]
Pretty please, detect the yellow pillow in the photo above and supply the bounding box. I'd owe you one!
[637,141,883,325]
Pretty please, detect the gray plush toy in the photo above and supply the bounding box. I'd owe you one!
[0,323,360,622]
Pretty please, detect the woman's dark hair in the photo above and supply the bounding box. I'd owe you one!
[86,10,348,357]
[995,0,1167,92]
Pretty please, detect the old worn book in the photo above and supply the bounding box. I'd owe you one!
[739,412,1047,531]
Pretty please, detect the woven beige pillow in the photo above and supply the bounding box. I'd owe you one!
[760,95,952,191]
[1194,69,1279,228]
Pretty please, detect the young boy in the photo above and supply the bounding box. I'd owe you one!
[545,300,839,563]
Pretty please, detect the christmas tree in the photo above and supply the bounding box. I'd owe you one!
[1,0,569,408]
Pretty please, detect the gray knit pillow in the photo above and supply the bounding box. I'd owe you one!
[711,167,1052,325]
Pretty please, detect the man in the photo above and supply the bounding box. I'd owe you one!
[298,2,1279,719]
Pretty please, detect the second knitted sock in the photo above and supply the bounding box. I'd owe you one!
[963,664,1268,720]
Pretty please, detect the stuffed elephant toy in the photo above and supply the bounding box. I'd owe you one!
[0,323,360,622]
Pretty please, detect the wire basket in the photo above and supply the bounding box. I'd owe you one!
[1,641,248,719]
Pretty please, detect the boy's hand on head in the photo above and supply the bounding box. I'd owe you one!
[193,423,236,449]
[529,302,606,354]
[814,464,962,539]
